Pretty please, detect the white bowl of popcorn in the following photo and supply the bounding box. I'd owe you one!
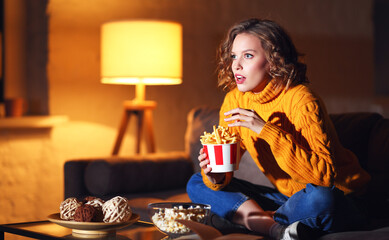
[148,202,211,238]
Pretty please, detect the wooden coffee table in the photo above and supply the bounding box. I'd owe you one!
[0,219,166,240]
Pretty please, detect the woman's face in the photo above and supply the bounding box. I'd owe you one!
[231,33,271,93]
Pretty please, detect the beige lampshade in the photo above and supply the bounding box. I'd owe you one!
[101,20,182,86]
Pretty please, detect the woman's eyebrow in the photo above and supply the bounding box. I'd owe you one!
[231,49,257,54]
[243,49,257,52]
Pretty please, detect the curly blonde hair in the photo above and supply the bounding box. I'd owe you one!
[217,18,308,91]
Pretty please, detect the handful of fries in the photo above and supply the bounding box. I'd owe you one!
[200,125,241,144]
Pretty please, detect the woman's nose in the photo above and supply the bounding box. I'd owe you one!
[232,58,242,70]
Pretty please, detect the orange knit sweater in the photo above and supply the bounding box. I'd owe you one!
[202,80,371,197]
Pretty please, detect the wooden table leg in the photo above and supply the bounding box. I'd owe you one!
[112,101,157,155]
[144,109,155,153]
[112,109,131,155]
[135,110,144,154]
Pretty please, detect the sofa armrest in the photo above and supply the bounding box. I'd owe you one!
[64,160,93,199]
[64,152,193,200]
[329,112,389,199]
[367,117,389,196]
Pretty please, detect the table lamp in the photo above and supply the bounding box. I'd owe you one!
[101,20,182,155]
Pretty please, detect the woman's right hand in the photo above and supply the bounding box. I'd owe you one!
[199,148,226,184]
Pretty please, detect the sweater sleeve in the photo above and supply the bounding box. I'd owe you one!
[259,100,336,187]
[219,91,246,150]
[201,170,233,191]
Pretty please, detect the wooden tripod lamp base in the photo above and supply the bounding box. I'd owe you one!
[101,21,182,155]
[112,100,157,156]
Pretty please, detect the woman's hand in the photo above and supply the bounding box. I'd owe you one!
[198,148,226,184]
[224,108,266,134]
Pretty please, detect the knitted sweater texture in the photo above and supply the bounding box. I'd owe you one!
[202,80,370,197]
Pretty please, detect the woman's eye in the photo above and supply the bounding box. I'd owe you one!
[244,53,253,58]
[230,54,237,60]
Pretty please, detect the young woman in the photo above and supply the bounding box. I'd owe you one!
[186,18,371,240]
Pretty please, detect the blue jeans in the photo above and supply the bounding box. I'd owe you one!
[186,173,367,233]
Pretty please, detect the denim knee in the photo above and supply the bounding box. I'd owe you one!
[186,173,203,202]
[275,184,365,233]
[303,184,342,215]
[185,172,249,220]
[307,184,366,232]
[274,184,346,231]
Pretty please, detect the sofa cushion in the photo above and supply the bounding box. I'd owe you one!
[319,226,389,240]
[84,152,193,196]
[329,112,383,170]
[185,106,220,173]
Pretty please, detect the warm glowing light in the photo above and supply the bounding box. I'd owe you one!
[101,20,182,100]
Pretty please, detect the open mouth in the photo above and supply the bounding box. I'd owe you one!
[235,74,246,84]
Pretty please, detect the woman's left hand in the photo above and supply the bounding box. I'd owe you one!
[224,108,265,134]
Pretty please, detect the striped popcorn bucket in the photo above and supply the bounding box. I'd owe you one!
[203,143,241,172]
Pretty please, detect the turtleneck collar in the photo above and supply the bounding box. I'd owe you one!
[244,79,284,104]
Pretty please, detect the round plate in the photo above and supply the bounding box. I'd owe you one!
[47,213,139,236]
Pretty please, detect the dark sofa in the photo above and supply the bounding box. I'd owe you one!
[64,106,389,239]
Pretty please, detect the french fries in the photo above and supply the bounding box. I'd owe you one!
[200,125,241,144]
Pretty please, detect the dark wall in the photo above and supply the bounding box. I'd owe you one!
[374,0,389,95]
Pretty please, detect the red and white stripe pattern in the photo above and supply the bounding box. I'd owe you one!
[203,143,240,172]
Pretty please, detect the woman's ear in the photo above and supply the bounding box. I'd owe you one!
[265,62,271,71]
